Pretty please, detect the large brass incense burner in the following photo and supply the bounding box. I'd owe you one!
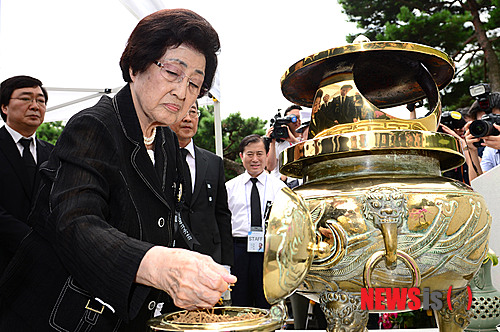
[263,40,492,331]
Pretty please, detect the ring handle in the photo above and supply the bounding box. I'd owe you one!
[363,250,421,288]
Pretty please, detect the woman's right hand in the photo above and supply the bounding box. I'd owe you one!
[136,246,237,310]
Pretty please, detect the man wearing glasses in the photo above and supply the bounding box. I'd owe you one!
[0,75,54,276]
[169,100,233,273]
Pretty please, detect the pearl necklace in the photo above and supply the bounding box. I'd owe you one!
[143,127,157,146]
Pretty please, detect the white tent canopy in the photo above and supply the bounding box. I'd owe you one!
[1,0,363,123]
[0,0,225,153]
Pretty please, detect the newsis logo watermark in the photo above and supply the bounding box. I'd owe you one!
[360,286,472,311]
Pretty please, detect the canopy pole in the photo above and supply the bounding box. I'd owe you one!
[214,100,223,158]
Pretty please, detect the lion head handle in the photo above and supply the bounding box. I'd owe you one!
[361,186,409,268]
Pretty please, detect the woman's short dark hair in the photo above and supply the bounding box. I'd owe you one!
[239,134,268,154]
[0,75,48,122]
[119,8,220,98]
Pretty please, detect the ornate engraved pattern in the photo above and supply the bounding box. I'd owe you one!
[305,190,490,294]
[319,290,369,332]
[435,288,471,329]
[277,199,308,289]
[316,120,429,137]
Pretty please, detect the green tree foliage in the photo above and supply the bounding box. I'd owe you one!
[222,112,267,161]
[36,121,64,144]
[193,105,217,153]
[194,105,267,180]
[339,0,500,110]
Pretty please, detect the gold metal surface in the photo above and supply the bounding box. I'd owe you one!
[263,187,315,304]
[363,250,421,288]
[281,41,454,109]
[279,130,464,178]
[265,160,491,294]
[308,72,441,136]
[296,168,490,292]
[263,40,488,332]
[148,303,287,331]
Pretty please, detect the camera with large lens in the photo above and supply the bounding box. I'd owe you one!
[440,111,466,130]
[469,113,500,138]
[470,83,491,111]
[269,112,297,142]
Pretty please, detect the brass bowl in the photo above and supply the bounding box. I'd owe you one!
[148,304,286,331]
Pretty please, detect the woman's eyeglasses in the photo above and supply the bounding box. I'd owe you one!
[155,61,205,95]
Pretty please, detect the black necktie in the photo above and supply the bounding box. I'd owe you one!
[250,178,262,227]
[20,138,36,189]
[180,148,192,205]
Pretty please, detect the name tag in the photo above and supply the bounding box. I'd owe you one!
[247,226,264,252]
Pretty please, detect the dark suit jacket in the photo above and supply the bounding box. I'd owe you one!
[0,126,53,275]
[310,95,357,136]
[0,85,183,331]
[329,95,356,124]
[175,145,233,266]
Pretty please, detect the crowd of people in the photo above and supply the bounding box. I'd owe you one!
[0,7,497,332]
[440,91,500,184]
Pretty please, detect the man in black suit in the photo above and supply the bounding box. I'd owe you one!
[169,101,233,270]
[313,85,357,134]
[328,84,356,124]
[0,75,54,275]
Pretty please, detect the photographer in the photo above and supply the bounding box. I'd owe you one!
[265,105,302,184]
[464,91,500,181]
[439,108,469,184]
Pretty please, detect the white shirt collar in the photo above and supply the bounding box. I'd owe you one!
[183,139,195,159]
[4,123,37,144]
[243,170,267,185]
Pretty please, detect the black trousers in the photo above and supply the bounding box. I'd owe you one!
[231,240,269,309]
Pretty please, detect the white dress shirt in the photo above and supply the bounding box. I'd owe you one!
[5,123,38,163]
[225,170,287,237]
[480,146,500,173]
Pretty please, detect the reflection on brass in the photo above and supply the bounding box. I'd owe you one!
[309,200,347,266]
[280,130,464,179]
[308,73,441,137]
[263,187,316,304]
[148,303,287,331]
[281,41,454,110]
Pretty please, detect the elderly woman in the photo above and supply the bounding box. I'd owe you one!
[0,9,235,332]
